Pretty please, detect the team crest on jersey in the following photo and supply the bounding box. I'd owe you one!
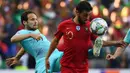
[76,26,80,31]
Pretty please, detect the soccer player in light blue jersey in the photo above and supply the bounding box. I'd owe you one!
[106,29,130,60]
[6,11,62,73]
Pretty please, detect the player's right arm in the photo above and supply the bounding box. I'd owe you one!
[11,33,41,43]
[45,21,64,73]
[6,47,26,66]
[45,37,61,73]
[46,21,64,61]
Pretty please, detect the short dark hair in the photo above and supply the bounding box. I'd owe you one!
[76,1,92,13]
[21,10,36,25]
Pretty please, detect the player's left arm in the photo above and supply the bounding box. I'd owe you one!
[106,41,128,60]
[111,29,130,58]
[11,33,41,43]
[6,47,26,66]
[91,30,123,47]
[106,29,130,60]
[113,41,128,58]
[104,29,130,47]
[102,40,123,47]
[15,47,26,60]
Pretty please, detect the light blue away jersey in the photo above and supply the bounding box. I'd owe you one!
[16,29,62,73]
[16,29,51,60]
[124,29,130,44]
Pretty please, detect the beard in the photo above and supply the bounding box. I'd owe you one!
[78,16,86,25]
[27,25,37,30]
[28,27,36,30]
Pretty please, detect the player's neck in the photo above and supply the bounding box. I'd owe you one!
[25,27,36,31]
[73,16,80,25]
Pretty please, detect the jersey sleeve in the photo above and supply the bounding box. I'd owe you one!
[15,30,24,35]
[124,29,130,44]
[55,22,64,40]
[15,29,29,35]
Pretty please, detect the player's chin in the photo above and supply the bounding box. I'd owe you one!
[33,26,38,29]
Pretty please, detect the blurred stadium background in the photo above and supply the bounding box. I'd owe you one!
[0,0,130,73]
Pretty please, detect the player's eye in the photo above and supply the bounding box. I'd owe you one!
[84,14,89,17]
[31,18,35,20]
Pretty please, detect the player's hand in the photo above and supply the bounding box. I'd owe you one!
[30,33,42,40]
[106,54,116,60]
[45,58,50,73]
[6,57,19,66]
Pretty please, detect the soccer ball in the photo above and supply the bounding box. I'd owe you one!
[90,18,108,35]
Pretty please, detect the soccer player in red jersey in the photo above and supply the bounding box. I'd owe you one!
[45,1,122,73]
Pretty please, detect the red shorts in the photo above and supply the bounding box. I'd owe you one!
[61,66,88,73]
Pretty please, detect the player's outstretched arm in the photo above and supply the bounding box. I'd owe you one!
[6,47,26,66]
[102,40,123,47]
[15,47,26,60]
[106,41,128,60]
[45,37,60,73]
[11,33,41,42]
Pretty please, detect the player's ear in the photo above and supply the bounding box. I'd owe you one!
[75,10,80,15]
[73,8,76,16]
[23,21,27,25]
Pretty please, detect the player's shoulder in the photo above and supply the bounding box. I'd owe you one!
[59,18,73,26]
[16,29,30,34]
[17,29,26,33]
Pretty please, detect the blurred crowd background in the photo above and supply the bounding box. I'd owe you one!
[0,0,130,70]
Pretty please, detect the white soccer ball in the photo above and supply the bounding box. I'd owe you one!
[90,18,108,35]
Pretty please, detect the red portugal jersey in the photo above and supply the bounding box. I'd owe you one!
[55,19,97,68]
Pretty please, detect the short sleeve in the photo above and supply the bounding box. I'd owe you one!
[15,30,23,35]
[124,29,130,44]
[15,30,28,35]
[55,22,65,40]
